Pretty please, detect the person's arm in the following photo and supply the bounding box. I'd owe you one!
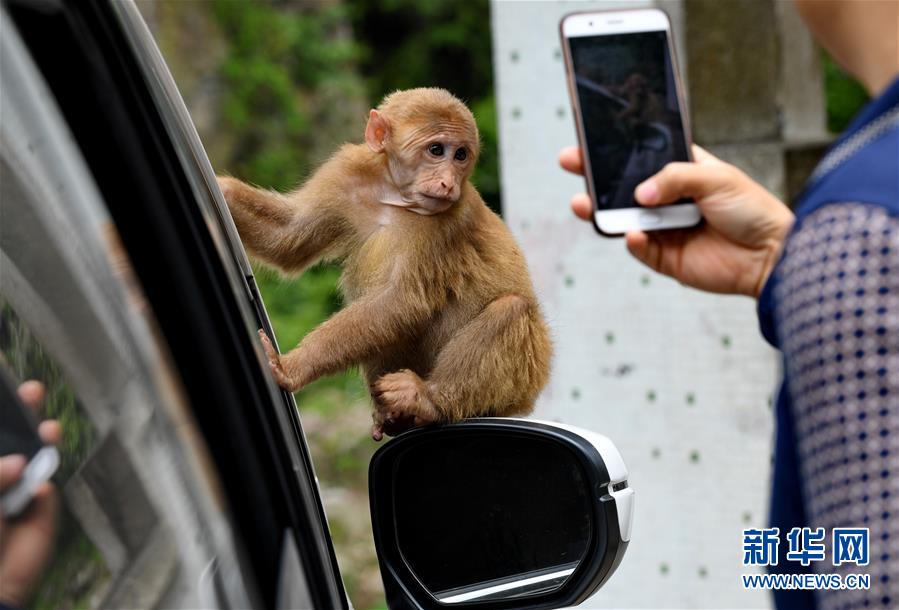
[773,202,899,606]
[559,144,795,297]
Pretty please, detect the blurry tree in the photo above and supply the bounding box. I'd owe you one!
[213,0,367,188]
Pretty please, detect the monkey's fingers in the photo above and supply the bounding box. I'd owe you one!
[257,329,293,390]
[371,423,385,442]
[258,329,278,361]
[371,410,392,441]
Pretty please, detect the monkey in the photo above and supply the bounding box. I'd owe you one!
[218,87,552,440]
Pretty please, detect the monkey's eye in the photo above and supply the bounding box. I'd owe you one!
[427,143,445,157]
[454,147,468,162]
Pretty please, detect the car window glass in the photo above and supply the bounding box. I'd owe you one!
[0,16,252,610]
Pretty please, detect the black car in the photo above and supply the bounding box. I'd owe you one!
[0,1,633,608]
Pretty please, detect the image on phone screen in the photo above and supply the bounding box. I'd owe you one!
[569,30,690,210]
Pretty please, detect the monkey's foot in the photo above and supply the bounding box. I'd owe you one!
[370,369,439,441]
[258,329,296,392]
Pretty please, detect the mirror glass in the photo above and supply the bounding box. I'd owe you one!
[393,433,595,604]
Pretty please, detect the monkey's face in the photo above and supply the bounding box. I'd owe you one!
[387,121,478,214]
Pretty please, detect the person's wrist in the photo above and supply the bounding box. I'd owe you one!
[751,206,795,299]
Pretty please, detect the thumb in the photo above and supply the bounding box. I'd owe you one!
[635,161,728,207]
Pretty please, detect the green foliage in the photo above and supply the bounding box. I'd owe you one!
[823,53,869,133]
[213,0,361,190]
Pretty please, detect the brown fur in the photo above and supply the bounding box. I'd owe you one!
[218,88,552,439]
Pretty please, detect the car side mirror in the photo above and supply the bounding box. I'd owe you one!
[369,419,633,610]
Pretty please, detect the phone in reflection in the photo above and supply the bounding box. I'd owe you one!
[0,368,58,518]
[561,8,700,237]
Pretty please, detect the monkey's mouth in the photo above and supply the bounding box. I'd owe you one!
[418,191,455,202]
[419,187,463,206]
[408,193,456,215]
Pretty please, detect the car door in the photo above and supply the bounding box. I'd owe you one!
[2,0,348,608]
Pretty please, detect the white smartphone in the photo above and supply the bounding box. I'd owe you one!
[0,369,59,519]
[560,8,701,237]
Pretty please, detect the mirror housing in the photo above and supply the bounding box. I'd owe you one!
[369,419,633,610]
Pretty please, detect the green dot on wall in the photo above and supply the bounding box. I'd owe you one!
[690,450,701,463]
[510,50,520,63]
[686,392,696,406]
[640,274,651,286]
[651,447,661,459]
[721,335,732,348]
[646,389,656,403]
[511,107,522,119]
[553,48,562,60]
[604,331,615,345]
[659,563,669,575]
[742,511,752,524]
[698,566,708,578]
[564,275,574,288]
[556,107,566,119]
[571,387,581,400]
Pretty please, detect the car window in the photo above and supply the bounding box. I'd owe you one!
[0,14,253,609]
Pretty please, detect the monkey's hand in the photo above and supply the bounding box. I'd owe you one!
[258,329,300,392]
[370,370,440,441]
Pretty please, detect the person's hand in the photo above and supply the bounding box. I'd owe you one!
[0,381,60,608]
[559,144,795,298]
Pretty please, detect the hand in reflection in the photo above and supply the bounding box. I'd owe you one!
[0,381,60,609]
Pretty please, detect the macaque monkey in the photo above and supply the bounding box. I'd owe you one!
[218,88,552,440]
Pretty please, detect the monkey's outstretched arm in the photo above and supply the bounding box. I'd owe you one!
[263,288,434,392]
[218,176,350,274]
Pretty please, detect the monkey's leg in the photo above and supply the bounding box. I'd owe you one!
[372,294,550,432]
[218,176,347,273]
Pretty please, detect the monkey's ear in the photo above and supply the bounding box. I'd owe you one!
[365,109,390,153]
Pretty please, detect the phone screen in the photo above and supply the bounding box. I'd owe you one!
[569,30,690,210]
[0,371,43,460]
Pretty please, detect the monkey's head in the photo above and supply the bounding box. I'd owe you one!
[365,88,480,215]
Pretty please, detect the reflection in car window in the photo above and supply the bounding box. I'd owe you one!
[1,302,110,609]
[0,16,252,609]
